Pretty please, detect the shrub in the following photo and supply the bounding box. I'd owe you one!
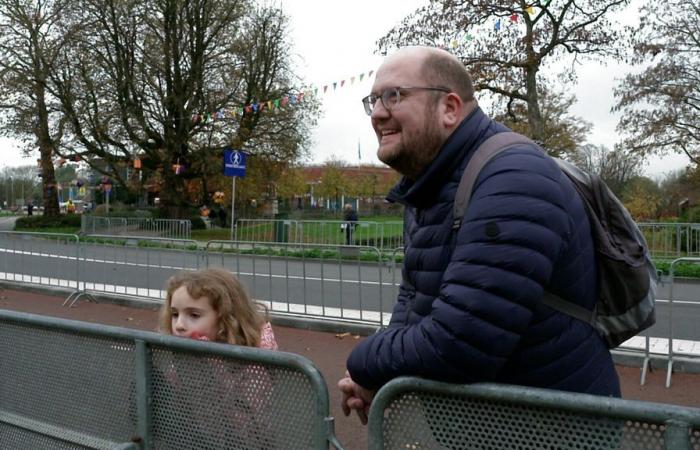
[15,214,82,229]
[190,216,206,230]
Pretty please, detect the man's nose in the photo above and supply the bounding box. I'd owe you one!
[370,100,390,119]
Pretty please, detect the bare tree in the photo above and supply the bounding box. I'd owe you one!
[614,0,700,167]
[46,0,318,217]
[377,0,630,144]
[570,143,641,195]
[0,0,80,216]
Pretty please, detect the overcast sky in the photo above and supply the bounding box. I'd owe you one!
[0,0,690,179]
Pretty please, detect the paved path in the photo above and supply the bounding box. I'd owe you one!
[0,215,18,231]
[1,286,699,450]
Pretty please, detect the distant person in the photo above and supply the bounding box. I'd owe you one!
[218,206,227,227]
[339,46,620,425]
[342,203,358,245]
[26,202,33,216]
[66,199,76,214]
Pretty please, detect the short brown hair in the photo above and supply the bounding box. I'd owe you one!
[421,51,474,102]
[159,267,266,347]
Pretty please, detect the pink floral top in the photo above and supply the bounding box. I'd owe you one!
[258,322,278,350]
[187,322,277,349]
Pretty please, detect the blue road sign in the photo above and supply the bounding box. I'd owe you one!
[223,148,246,177]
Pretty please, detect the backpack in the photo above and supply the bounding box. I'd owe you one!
[453,131,657,348]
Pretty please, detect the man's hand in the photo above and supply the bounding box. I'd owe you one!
[338,371,375,425]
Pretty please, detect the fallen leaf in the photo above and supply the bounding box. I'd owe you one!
[126,317,134,321]
[335,332,351,339]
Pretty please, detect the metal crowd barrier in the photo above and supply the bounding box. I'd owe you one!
[666,257,700,388]
[82,216,192,240]
[0,232,394,326]
[0,231,81,297]
[638,223,700,259]
[205,240,389,327]
[234,219,403,252]
[368,377,700,450]
[74,235,202,302]
[0,309,345,450]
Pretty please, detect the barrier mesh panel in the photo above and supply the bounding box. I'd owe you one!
[150,346,320,450]
[0,322,136,446]
[380,392,696,450]
[0,422,93,450]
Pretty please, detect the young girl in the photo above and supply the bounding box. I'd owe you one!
[159,267,277,350]
[153,268,277,449]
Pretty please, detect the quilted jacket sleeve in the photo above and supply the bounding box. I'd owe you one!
[347,149,573,390]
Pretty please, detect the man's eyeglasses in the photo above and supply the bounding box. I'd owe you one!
[362,86,450,115]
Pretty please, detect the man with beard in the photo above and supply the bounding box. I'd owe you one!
[338,46,620,424]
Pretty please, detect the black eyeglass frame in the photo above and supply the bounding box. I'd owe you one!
[361,86,451,115]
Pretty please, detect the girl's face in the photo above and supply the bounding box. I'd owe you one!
[170,285,219,341]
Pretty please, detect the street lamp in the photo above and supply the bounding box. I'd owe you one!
[306,179,321,208]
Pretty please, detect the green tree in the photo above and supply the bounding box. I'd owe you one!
[614,0,700,167]
[621,176,661,221]
[318,157,349,210]
[378,0,630,143]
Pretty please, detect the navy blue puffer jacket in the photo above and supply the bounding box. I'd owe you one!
[347,108,620,397]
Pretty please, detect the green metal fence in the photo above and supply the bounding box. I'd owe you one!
[368,377,700,450]
[0,310,344,450]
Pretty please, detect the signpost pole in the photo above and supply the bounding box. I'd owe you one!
[230,176,236,241]
[223,147,246,241]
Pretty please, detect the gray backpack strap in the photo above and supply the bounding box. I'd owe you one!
[452,132,536,229]
[541,292,597,326]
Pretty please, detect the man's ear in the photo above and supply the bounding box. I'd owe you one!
[440,92,463,128]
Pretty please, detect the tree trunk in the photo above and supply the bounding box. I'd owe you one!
[35,88,60,217]
[159,168,189,218]
[525,65,545,143]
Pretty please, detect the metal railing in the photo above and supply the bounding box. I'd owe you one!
[2,231,699,356]
[0,232,392,327]
[666,257,700,388]
[639,223,700,259]
[0,231,81,295]
[70,218,700,258]
[82,216,192,240]
[205,240,389,327]
[75,234,201,303]
[0,309,344,450]
[234,219,403,252]
[368,377,700,450]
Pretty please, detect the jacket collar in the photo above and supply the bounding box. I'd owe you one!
[386,107,491,208]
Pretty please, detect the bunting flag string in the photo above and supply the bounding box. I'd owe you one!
[191,67,376,123]
[449,2,551,45]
